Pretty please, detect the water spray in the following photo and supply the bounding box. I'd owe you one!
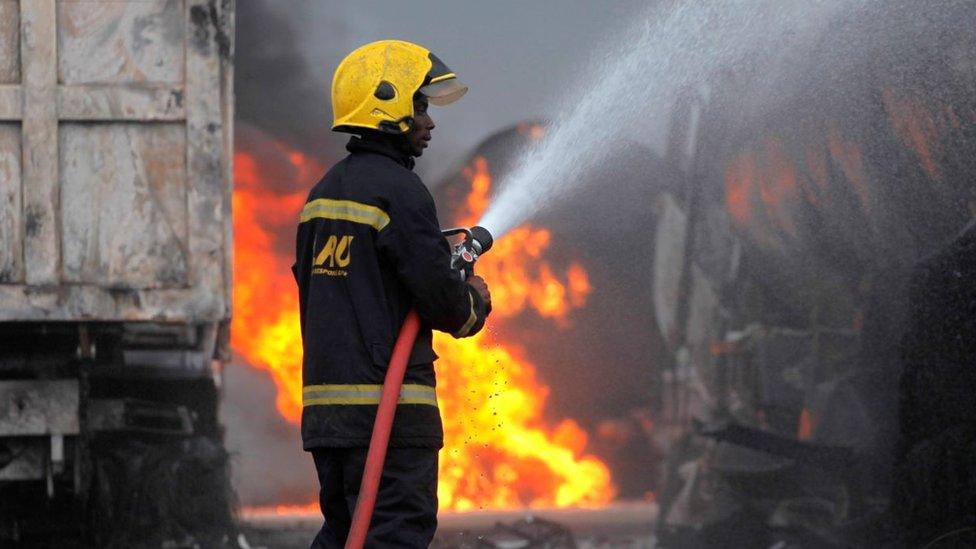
[477,0,861,239]
[350,1,864,543]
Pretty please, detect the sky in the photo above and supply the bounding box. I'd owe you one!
[236,0,650,183]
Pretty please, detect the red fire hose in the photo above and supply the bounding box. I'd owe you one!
[345,309,422,549]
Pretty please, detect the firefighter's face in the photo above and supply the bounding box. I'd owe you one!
[406,95,434,157]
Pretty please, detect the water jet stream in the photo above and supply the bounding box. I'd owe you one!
[477,0,863,238]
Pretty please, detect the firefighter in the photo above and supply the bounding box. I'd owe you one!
[293,40,491,548]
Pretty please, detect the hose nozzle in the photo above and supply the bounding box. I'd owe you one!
[468,225,493,255]
[442,225,494,280]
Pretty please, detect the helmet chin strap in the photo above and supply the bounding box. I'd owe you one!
[377,116,414,135]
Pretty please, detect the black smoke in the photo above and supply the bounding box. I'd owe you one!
[235,1,339,157]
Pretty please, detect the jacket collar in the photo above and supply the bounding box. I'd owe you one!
[346,135,415,170]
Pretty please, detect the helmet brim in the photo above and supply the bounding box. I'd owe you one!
[420,77,468,106]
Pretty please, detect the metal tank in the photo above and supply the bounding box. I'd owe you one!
[0,0,234,544]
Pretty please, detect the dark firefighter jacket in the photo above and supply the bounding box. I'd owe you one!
[293,136,489,450]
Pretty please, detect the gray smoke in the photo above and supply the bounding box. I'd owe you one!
[235,1,338,155]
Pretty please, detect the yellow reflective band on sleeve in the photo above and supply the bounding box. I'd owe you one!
[453,292,478,338]
[300,199,391,231]
[302,383,438,407]
[428,72,456,84]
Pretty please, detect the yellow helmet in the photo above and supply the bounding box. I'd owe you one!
[331,40,468,135]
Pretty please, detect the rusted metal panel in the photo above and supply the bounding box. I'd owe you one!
[21,0,59,286]
[0,0,233,322]
[57,0,184,85]
[0,84,21,119]
[60,123,189,288]
[59,84,185,120]
[0,379,79,436]
[0,123,22,283]
[0,285,225,321]
[219,0,235,325]
[185,0,232,321]
[0,0,19,84]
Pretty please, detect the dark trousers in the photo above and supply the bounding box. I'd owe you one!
[309,447,439,548]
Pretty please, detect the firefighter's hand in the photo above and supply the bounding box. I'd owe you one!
[469,276,491,311]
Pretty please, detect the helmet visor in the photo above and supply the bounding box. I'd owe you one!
[420,75,468,106]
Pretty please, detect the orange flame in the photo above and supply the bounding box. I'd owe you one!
[725,151,758,225]
[460,156,491,228]
[516,122,547,141]
[882,88,942,181]
[723,125,882,244]
[232,148,314,422]
[826,123,872,216]
[233,136,613,510]
[242,502,320,518]
[723,138,803,248]
[434,332,612,509]
[434,157,610,509]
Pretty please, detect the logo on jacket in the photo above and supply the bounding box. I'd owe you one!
[313,234,354,276]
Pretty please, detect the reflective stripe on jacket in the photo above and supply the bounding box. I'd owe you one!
[294,136,489,449]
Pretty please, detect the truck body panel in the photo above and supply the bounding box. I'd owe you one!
[0,0,232,324]
[0,1,235,543]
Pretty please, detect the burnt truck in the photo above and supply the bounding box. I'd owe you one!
[650,1,976,546]
[0,0,235,545]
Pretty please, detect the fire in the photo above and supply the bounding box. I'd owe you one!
[456,156,589,322]
[434,332,610,509]
[241,502,320,518]
[724,152,755,225]
[433,157,611,509]
[232,146,316,422]
[467,225,591,322]
[723,138,802,249]
[233,131,613,510]
[459,156,491,228]
[882,88,942,181]
[723,125,878,245]
[825,123,872,216]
